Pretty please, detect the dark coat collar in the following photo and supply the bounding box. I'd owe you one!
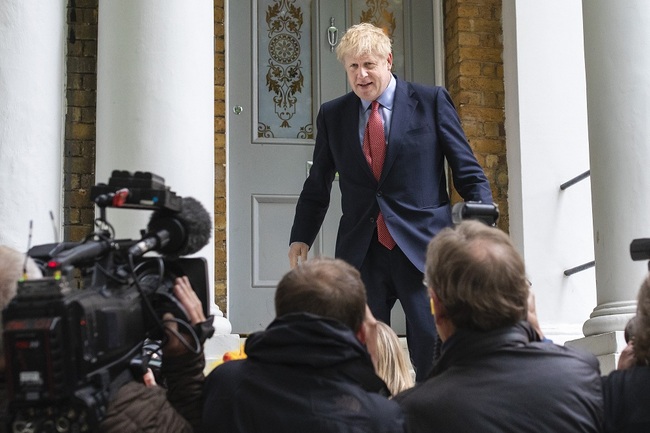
[430,321,539,378]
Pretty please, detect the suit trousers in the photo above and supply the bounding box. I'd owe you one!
[360,235,438,382]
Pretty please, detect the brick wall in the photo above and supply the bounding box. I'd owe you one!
[214,0,227,312]
[444,0,508,231]
[64,0,98,242]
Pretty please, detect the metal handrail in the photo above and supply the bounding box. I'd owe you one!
[560,170,590,190]
[564,260,595,276]
[560,170,594,276]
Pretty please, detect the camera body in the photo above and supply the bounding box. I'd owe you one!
[3,274,145,431]
[2,170,211,432]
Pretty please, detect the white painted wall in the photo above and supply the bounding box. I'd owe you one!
[0,0,66,249]
[503,0,596,343]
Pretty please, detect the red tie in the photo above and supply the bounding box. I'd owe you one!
[363,101,396,250]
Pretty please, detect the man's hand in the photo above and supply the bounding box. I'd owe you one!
[288,242,309,268]
[162,276,207,357]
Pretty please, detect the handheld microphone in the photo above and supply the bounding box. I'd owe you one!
[630,238,650,262]
[128,196,212,258]
[451,201,499,226]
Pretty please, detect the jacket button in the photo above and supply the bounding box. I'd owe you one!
[376,191,382,197]
[369,217,375,224]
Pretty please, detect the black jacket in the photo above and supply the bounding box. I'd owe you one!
[100,349,205,433]
[201,313,406,433]
[0,373,6,433]
[394,323,604,433]
[602,365,650,432]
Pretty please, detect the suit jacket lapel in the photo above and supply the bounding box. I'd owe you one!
[382,79,416,182]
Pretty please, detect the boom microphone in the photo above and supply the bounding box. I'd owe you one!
[129,196,212,258]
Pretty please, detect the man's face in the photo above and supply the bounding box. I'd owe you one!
[343,51,393,102]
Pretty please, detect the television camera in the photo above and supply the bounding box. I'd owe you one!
[2,170,214,433]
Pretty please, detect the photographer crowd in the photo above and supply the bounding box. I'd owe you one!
[4,217,650,431]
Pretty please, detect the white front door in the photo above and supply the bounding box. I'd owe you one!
[227,0,439,333]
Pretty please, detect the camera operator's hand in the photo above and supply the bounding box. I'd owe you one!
[143,368,157,387]
[162,276,207,358]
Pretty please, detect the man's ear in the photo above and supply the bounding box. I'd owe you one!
[430,290,454,342]
[356,326,367,344]
[356,305,376,345]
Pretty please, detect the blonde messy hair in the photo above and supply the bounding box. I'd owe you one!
[335,22,392,63]
[374,321,414,396]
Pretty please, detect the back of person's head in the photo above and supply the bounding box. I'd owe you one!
[374,321,414,395]
[335,22,392,63]
[275,257,366,332]
[624,315,638,344]
[0,245,43,366]
[425,220,529,331]
[633,274,650,364]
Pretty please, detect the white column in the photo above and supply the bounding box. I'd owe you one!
[0,1,66,249]
[96,0,235,352]
[581,0,650,336]
[564,0,650,374]
[502,1,595,345]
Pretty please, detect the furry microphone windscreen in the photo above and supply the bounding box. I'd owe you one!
[147,196,212,258]
[176,196,213,256]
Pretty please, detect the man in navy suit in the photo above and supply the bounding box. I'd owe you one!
[289,22,492,381]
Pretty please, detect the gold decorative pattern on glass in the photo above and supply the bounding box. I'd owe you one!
[359,0,396,39]
[258,0,313,139]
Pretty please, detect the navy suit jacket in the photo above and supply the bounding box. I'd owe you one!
[290,77,492,272]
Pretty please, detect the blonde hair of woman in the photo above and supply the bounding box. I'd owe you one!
[374,321,415,396]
